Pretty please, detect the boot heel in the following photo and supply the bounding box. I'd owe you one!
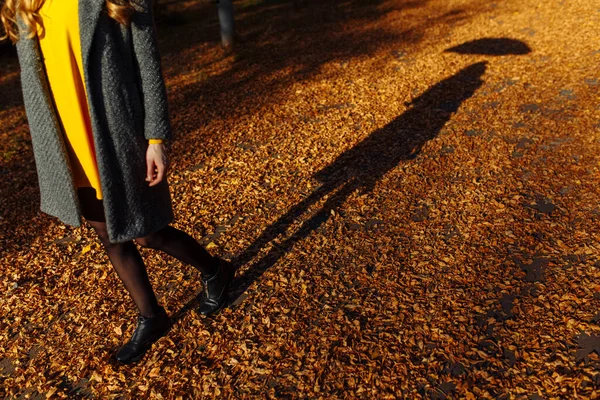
[198,259,236,315]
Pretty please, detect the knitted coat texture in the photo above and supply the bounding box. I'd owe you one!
[15,0,174,243]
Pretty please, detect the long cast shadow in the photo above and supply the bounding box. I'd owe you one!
[228,61,487,298]
[163,0,491,162]
[169,61,487,321]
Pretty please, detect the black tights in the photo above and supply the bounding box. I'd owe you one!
[79,188,218,318]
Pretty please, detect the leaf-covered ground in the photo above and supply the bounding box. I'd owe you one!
[2,0,600,398]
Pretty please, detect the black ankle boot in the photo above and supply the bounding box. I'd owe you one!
[198,259,235,315]
[114,306,171,364]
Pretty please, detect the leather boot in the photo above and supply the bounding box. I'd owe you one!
[198,259,235,315]
[115,306,171,364]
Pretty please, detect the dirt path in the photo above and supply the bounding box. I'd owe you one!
[1,0,600,397]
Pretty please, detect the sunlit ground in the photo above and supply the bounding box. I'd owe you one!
[1,0,600,397]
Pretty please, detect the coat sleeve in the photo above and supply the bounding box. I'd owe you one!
[130,0,173,142]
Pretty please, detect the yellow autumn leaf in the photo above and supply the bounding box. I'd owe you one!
[90,371,102,382]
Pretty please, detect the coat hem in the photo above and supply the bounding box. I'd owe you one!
[108,213,175,244]
[42,207,83,228]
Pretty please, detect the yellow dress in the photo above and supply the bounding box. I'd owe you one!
[37,0,162,201]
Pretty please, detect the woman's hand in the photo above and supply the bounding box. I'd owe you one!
[146,143,168,186]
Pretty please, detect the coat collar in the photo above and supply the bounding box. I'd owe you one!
[79,0,105,73]
[16,0,105,73]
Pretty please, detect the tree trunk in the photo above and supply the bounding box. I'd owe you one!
[217,0,236,47]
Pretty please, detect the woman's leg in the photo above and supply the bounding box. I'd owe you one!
[78,188,161,318]
[136,227,219,277]
[87,220,162,318]
[78,188,171,363]
[137,227,235,315]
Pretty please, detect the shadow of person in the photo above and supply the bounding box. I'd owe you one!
[445,38,532,56]
[228,61,488,299]
[169,37,532,323]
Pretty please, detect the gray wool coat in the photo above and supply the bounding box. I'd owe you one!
[15,0,175,243]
